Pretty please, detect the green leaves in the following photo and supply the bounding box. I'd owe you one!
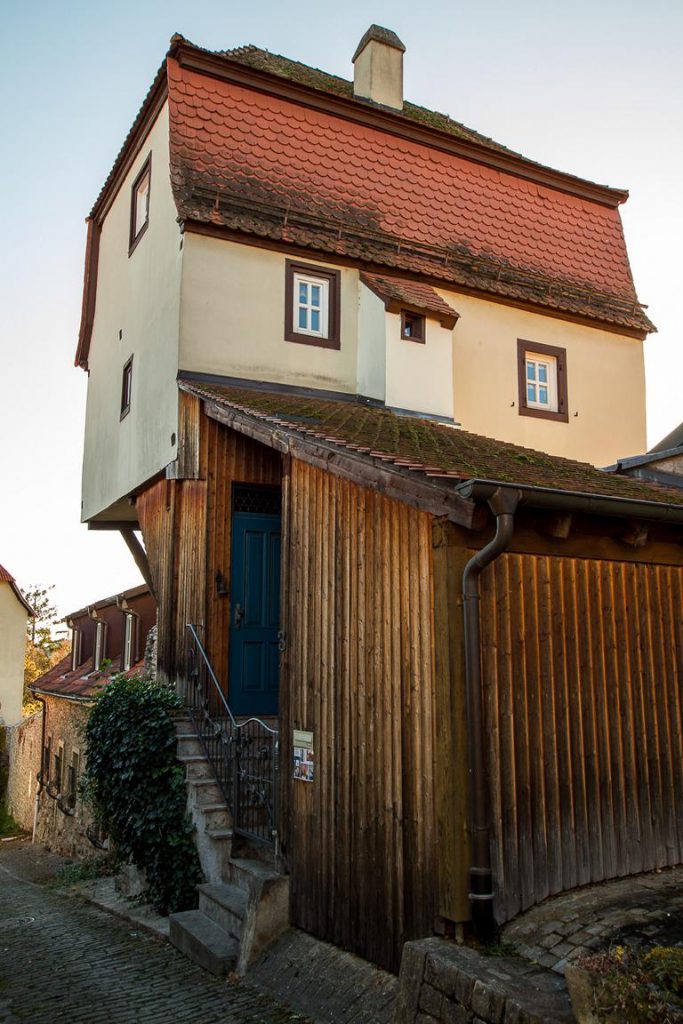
[83,675,202,914]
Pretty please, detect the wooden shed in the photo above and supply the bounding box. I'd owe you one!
[137,377,683,972]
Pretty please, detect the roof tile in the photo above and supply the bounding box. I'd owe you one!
[168,57,651,333]
[183,381,683,509]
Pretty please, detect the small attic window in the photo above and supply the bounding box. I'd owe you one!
[401,310,425,343]
[129,155,151,254]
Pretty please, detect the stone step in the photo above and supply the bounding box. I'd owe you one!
[176,735,204,757]
[198,882,248,939]
[196,799,231,824]
[206,828,234,842]
[174,717,194,733]
[187,778,223,805]
[226,857,283,894]
[169,910,238,977]
[178,754,212,779]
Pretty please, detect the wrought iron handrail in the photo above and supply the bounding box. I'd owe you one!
[185,623,279,846]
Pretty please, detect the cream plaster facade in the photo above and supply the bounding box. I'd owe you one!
[81,102,182,523]
[0,583,29,728]
[81,107,648,524]
[445,290,646,467]
[179,236,360,394]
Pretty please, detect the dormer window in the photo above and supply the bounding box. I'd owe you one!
[400,310,425,342]
[129,155,151,254]
[517,339,568,423]
[285,260,340,350]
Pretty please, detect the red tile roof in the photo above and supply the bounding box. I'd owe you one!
[183,380,683,510]
[360,273,459,327]
[0,564,35,616]
[32,655,145,700]
[166,45,652,335]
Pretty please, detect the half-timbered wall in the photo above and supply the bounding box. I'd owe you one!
[280,460,437,972]
[479,552,683,925]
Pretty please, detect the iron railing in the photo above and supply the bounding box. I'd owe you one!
[185,624,279,846]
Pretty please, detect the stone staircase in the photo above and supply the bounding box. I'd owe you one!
[169,716,289,976]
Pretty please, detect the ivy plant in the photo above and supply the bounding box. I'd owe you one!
[83,674,202,914]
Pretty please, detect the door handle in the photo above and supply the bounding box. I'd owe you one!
[234,602,244,628]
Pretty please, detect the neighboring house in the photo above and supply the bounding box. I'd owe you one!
[0,564,34,728]
[6,585,155,857]
[606,419,683,489]
[74,28,683,974]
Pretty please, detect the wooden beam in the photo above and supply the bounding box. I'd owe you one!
[619,520,649,549]
[542,512,573,540]
[119,529,156,598]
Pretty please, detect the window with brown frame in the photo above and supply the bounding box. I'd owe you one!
[517,339,568,422]
[285,260,341,349]
[129,154,151,254]
[400,310,425,342]
[120,356,133,419]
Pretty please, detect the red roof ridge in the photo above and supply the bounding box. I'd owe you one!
[0,564,35,616]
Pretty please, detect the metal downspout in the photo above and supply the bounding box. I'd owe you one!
[462,486,520,938]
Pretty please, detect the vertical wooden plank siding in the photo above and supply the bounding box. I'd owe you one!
[282,460,437,973]
[204,417,282,687]
[479,552,683,926]
[137,410,280,689]
[137,479,177,683]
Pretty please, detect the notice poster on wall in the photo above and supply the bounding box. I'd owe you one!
[293,729,314,783]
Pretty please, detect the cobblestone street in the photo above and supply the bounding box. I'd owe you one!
[0,842,307,1024]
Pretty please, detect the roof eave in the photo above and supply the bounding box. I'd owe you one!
[455,478,683,525]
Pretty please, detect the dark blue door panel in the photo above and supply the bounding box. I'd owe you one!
[229,511,281,716]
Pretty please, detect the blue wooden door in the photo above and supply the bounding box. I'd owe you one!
[229,511,281,716]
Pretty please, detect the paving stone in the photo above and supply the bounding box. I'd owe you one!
[1,840,390,1024]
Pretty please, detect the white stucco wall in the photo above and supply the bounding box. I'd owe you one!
[0,584,28,728]
[179,236,359,394]
[81,102,182,522]
[385,312,454,420]
[446,290,646,466]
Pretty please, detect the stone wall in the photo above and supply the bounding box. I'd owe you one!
[7,697,99,859]
[6,712,41,830]
[394,938,574,1024]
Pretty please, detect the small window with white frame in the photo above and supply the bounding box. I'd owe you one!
[525,354,557,410]
[517,339,568,423]
[285,260,340,350]
[294,273,328,337]
[129,154,151,254]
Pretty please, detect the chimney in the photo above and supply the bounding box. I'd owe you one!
[352,25,406,111]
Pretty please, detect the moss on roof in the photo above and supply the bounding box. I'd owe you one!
[183,381,683,509]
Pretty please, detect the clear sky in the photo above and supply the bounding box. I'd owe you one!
[1,0,681,618]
